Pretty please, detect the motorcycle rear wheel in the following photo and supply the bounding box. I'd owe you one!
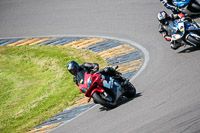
[92,92,117,109]
[124,82,136,98]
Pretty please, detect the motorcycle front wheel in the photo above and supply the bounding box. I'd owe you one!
[124,82,136,98]
[92,92,117,109]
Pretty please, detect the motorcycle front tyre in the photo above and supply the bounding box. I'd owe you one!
[124,82,136,98]
[92,92,117,109]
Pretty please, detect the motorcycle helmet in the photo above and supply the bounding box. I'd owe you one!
[157,11,169,25]
[67,60,80,75]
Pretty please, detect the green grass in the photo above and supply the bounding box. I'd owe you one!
[0,45,107,133]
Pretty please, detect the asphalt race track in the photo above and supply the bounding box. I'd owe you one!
[1,0,200,133]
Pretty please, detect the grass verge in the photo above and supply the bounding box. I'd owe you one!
[0,45,107,133]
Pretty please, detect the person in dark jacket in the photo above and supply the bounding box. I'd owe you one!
[67,61,128,87]
[67,61,99,86]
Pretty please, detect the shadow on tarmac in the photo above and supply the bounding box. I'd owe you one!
[178,46,200,53]
[98,92,143,111]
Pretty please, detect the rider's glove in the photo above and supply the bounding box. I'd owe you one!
[172,6,180,14]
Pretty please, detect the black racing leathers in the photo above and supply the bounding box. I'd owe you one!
[73,63,99,86]
[73,63,126,87]
[99,66,127,84]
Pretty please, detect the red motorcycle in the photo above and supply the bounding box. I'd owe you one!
[77,66,136,109]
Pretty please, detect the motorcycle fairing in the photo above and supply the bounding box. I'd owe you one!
[171,18,200,46]
[84,72,105,97]
[170,19,197,40]
[167,21,179,35]
[90,87,104,96]
[101,75,123,101]
[171,20,188,40]
[77,70,86,84]
[187,27,200,31]
[173,0,191,8]
[77,70,124,103]
[185,20,200,31]
[77,70,93,93]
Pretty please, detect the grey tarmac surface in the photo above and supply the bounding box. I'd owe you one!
[1,0,200,133]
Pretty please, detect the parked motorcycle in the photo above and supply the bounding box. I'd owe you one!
[77,66,136,109]
[167,15,200,47]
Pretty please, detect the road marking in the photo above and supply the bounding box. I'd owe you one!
[16,38,40,46]
[115,59,143,73]
[97,44,136,59]
[28,123,61,133]
[29,37,55,45]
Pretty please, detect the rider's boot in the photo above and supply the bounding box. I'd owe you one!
[100,66,129,86]
[114,74,129,87]
[120,77,129,87]
[170,41,183,50]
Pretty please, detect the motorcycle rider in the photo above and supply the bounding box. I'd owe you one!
[67,61,128,90]
[160,0,200,13]
[160,0,180,13]
[158,11,186,50]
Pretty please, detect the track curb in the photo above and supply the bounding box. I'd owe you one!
[0,36,149,132]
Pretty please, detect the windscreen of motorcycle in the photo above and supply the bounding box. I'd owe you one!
[167,21,179,35]
[77,70,87,84]
[77,70,89,93]
[77,70,94,93]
